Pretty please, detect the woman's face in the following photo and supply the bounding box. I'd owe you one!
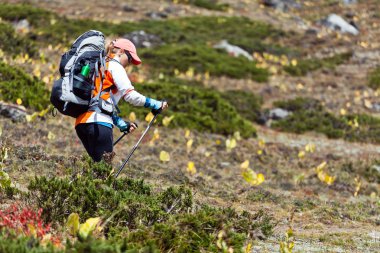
[119,50,130,68]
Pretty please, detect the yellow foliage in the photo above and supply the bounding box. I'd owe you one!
[240,160,249,170]
[298,151,305,159]
[315,162,335,185]
[187,161,197,175]
[242,168,265,186]
[159,151,170,162]
[305,143,316,153]
[185,129,191,138]
[47,131,56,140]
[233,131,241,141]
[129,112,136,122]
[145,112,154,122]
[186,139,193,152]
[78,217,101,240]
[226,138,237,151]
[66,213,80,236]
[162,115,175,127]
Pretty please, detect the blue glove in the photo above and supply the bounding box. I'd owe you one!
[112,114,130,132]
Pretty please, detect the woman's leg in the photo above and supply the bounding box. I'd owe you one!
[76,123,113,162]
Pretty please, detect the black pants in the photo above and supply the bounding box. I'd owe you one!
[76,123,113,162]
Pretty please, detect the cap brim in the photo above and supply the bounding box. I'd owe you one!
[130,51,142,65]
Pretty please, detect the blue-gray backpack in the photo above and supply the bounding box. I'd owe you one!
[50,30,107,118]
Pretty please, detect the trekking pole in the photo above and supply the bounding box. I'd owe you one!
[114,111,160,179]
[113,132,128,146]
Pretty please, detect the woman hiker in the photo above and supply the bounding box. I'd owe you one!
[75,38,168,162]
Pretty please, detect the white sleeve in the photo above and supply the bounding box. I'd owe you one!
[109,61,146,106]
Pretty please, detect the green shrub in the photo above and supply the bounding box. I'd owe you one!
[368,67,380,90]
[284,52,352,76]
[0,22,37,57]
[221,90,263,122]
[0,61,49,110]
[272,97,380,143]
[0,4,289,55]
[118,80,257,138]
[26,157,274,252]
[141,44,269,81]
[176,0,230,11]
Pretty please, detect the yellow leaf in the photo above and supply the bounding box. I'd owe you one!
[187,161,197,175]
[257,149,263,156]
[16,98,22,105]
[291,59,298,66]
[185,67,194,78]
[26,112,38,122]
[226,138,237,151]
[27,223,37,237]
[317,171,335,185]
[256,173,265,184]
[66,213,80,236]
[240,160,250,170]
[47,131,56,140]
[174,68,180,76]
[364,99,373,109]
[245,243,252,253]
[205,151,211,157]
[305,143,316,153]
[316,161,327,173]
[151,129,160,142]
[129,112,136,121]
[233,131,241,141]
[39,106,51,117]
[204,71,210,81]
[258,139,265,148]
[298,151,305,159]
[186,139,193,152]
[78,217,101,240]
[159,151,170,162]
[215,139,221,145]
[145,112,154,122]
[185,129,191,138]
[162,115,175,127]
[340,108,347,116]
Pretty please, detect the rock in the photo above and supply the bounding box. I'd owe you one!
[269,108,291,120]
[123,5,137,12]
[0,102,27,122]
[12,19,30,34]
[343,0,357,5]
[262,0,301,12]
[373,103,380,112]
[145,11,168,20]
[213,40,253,61]
[122,30,163,48]
[321,14,359,35]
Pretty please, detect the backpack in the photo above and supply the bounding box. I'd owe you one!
[50,30,108,118]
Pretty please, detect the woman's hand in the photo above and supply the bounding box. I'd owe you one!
[161,101,169,111]
[128,123,138,133]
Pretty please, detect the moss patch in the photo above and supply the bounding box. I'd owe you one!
[0,61,49,110]
[119,80,257,138]
[368,67,380,90]
[272,97,380,143]
[283,52,352,76]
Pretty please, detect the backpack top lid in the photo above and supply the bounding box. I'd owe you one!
[71,30,105,53]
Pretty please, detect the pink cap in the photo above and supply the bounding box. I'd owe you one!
[113,38,142,65]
